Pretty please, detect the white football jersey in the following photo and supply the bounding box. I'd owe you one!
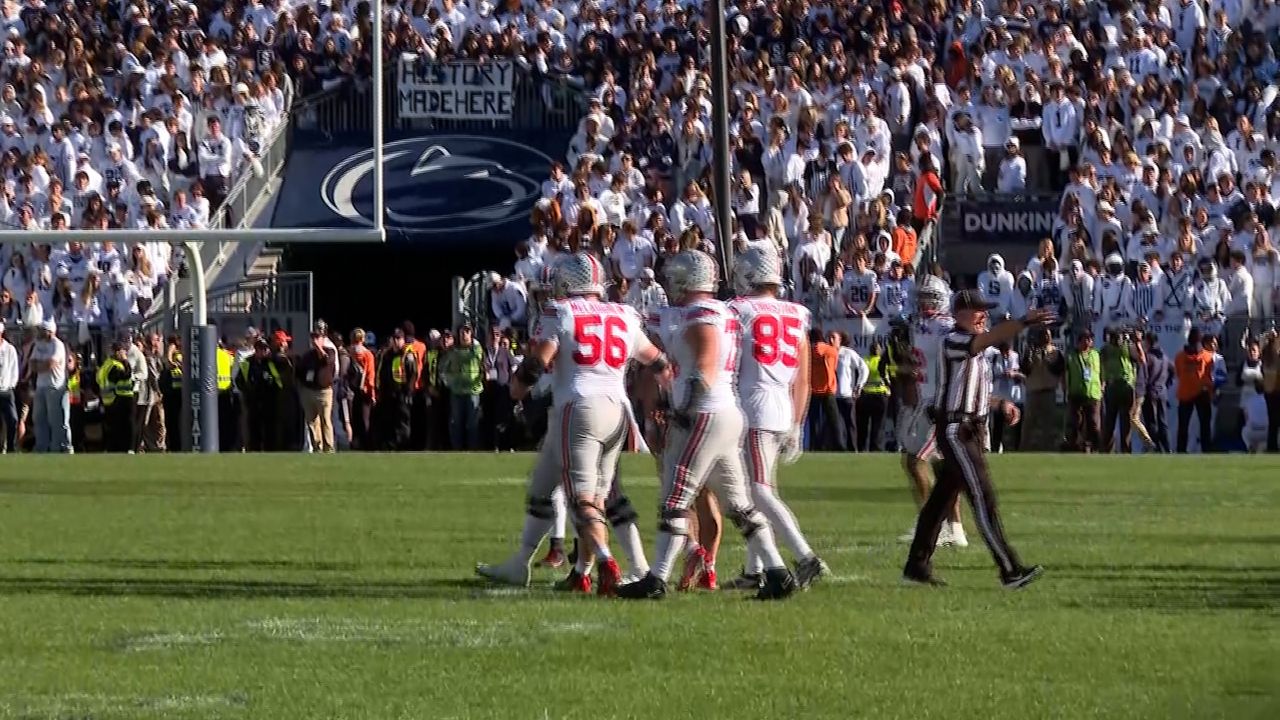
[915,313,957,405]
[534,298,649,403]
[645,307,680,350]
[667,298,741,414]
[842,269,879,310]
[730,296,811,432]
[878,277,910,317]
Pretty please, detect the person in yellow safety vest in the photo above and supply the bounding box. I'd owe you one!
[67,352,85,453]
[216,341,238,451]
[162,335,183,447]
[96,342,136,452]
[881,338,901,451]
[376,328,418,450]
[855,339,892,452]
[239,339,285,451]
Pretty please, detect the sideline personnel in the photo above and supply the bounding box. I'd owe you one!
[902,290,1051,589]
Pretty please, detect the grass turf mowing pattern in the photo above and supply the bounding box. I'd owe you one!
[0,454,1276,720]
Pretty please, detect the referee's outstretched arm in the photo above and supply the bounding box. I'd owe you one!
[968,308,1057,355]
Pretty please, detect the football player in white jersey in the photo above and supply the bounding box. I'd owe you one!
[726,245,830,591]
[619,250,796,600]
[891,274,969,547]
[643,306,724,592]
[476,253,666,596]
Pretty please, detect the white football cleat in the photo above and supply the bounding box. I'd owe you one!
[897,525,917,543]
[475,556,531,587]
[948,522,969,548]
[937,523,954,547]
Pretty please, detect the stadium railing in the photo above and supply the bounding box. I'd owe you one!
[207,121,292,243]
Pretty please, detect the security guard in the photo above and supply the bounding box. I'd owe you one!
[217,338,237,451]
[67,352,86,453]
[96,342,136,452]
[162,334,183,442]
[856,339,892,451]
[238,339,284,451]
[376,328,417,450]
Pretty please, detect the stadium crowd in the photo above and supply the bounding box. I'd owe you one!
[0,0,327,342]
[8,0,1280,453]
[461,0,1280,451]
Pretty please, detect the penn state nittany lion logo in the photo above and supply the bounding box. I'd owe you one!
[320,135,552,232]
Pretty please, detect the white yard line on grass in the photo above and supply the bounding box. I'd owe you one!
[4,692,246,716]
[121,631,224,652]
[825,574,871,585]
[121,616,617,654]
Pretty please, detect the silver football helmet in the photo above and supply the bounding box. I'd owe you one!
[555,252,606,297]
[664,249,719,301]
[915,274,950,316]
[732,244,783,295]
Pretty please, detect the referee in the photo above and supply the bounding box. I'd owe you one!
[903,290,1051,590]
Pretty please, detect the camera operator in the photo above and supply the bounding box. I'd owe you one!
[1021,327,1065,451]
[1099,327,1148,454]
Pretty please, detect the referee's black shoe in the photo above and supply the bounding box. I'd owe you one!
[1001,565,1045,590]
[901,570,948,587]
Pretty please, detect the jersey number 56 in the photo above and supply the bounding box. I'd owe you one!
[573,315,627,369]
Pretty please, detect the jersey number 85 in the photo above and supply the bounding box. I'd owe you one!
[751,315,802,368]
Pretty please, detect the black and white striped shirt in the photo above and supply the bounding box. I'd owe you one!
[937,330,991,417]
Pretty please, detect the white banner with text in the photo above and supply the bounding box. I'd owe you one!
[397,57,514,120]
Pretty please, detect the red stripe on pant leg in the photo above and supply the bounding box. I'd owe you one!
[918,425,937,460]
[560,402,577,501]
[667,413,709,510]
[750,429,768,485]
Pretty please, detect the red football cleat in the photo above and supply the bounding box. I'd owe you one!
[553,569,592,593]
[536,547,566,569]
[597,557,622,598]
[678,547,707,592]
[698,566,718,591]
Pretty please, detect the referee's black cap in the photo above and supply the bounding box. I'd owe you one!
[952,289,998,311]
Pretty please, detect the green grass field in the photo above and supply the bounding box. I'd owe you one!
[0,453,1276,720]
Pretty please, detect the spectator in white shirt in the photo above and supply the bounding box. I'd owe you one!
[832,330,869,452]
[0,320,16,452]
[29,319,70,454]
[597,174,629,226]
[1224,250,1254,317]
[197,116,233,209]
[541,162,573,202]
[997,137,1028,193]
[489,274,528,334]
[168,190,203,229]
[611,223,657,281]
[625,267,668,318]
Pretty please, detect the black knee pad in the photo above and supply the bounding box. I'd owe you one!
[727,506,766,538]
[527,495,554,520]
[658,506,690,535]
[606,493,639,527]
